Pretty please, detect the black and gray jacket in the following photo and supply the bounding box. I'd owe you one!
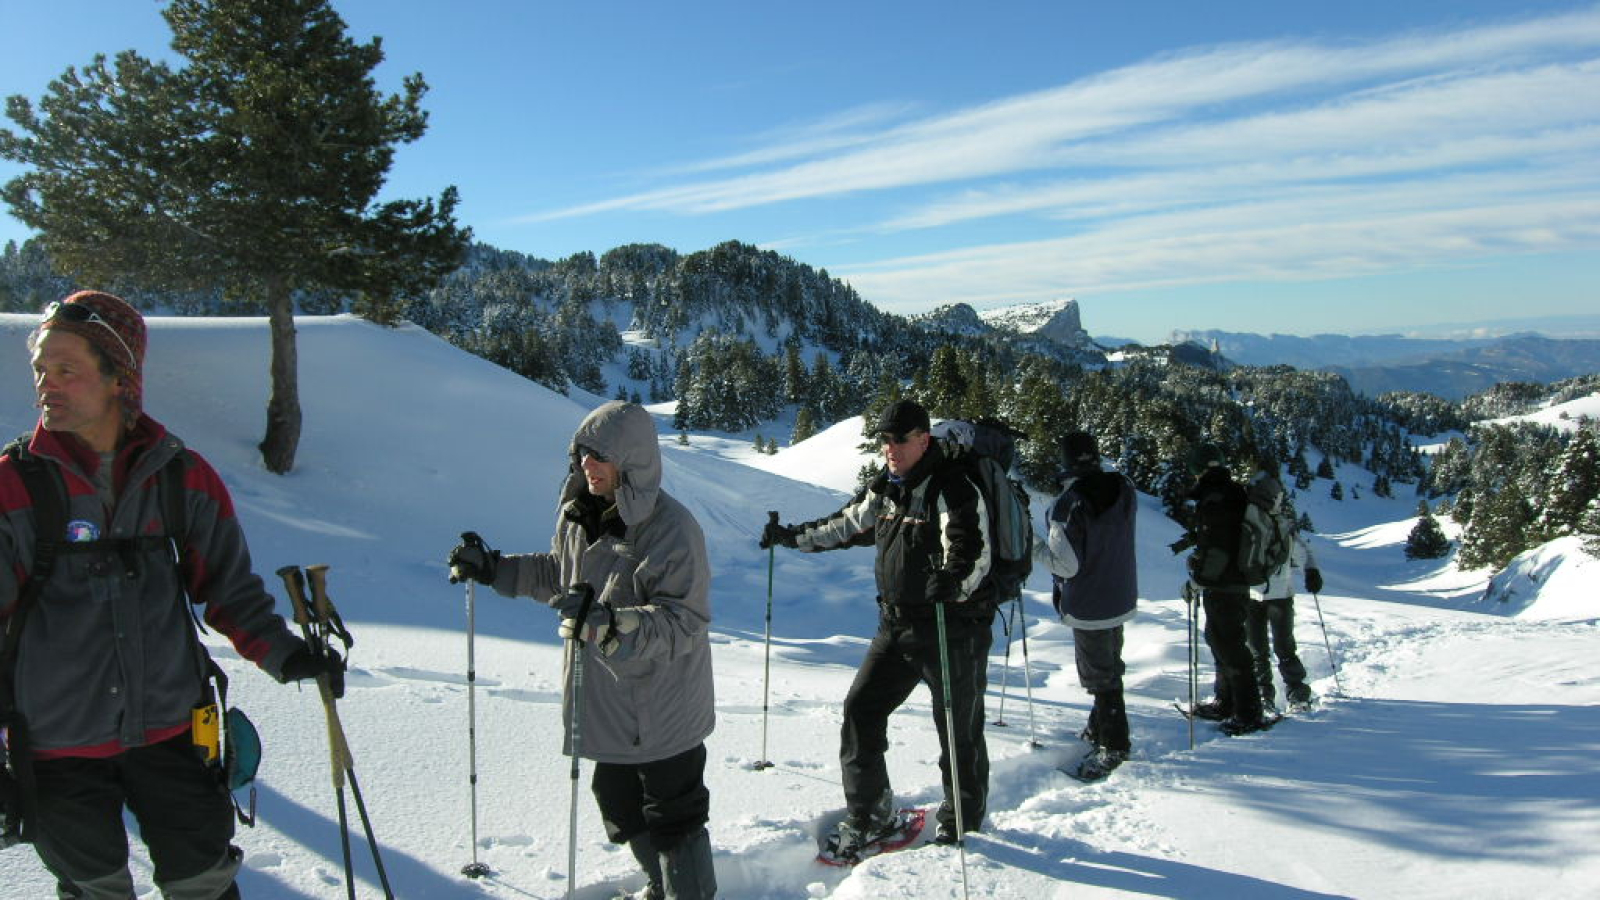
[793,443,994,618]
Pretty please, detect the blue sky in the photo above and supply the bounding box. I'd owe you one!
[4,0,1598,344]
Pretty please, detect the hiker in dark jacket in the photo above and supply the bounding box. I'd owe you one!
[1045,431,1138,778]
[449,401,716,900]
[1178,443,1271,735]
[762,398,994,857]
[1,291,338,900]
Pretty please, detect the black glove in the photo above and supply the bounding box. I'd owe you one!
[449,531,500,585]
[760,519,798,549]
[1304,567,1324,594]
[281,643,347,700]
[552,583,596,619]
[929,569,963,604]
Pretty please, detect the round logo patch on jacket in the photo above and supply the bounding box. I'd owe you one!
[66,520,100,542]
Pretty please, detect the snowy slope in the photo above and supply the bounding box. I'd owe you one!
[2,313,1596,900]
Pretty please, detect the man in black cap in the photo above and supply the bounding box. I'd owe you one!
[762,399,995,859]
[1045,431,1139,780]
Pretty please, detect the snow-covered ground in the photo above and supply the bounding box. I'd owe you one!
[2,313,1595,899]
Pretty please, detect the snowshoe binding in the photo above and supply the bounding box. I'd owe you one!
[1062,746,1128,783]
[1219,712,1282,736]
[1285,683,1318,713]
[816,808,927,866]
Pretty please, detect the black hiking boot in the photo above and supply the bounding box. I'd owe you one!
[1220,714,1277,736]
[1286,682,1317,710]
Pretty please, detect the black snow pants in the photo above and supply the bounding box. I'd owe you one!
[30,733,240,900]
[840,605,992,834]
[1202,588,1265,723]
[1245,596,1308,703]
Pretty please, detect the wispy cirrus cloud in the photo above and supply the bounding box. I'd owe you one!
[519,6,1600,314]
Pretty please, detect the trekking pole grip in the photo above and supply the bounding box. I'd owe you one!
[277,565,312,629]
[306,564,334,619]
[565,584,597,643]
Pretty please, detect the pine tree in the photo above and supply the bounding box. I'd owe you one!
[0,0,468,473]
[1533,426,1600,542]
[1331,481,1344,501]
[1458,487,1534,570]
[1581,494,1600,558]
[792,407,817,445]
[1405,503,1452,560]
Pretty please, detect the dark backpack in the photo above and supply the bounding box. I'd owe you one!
[1237,476,1293,587]
[930,418,1034,599]
[1187,473,1290,588]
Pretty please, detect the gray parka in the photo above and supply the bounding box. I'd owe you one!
[491,402,715,765]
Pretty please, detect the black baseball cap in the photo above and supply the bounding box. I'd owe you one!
[875,399,930,437]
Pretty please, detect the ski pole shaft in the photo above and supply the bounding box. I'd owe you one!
[1185,581,1197,750]
[1015,593,1039,747]
[462,578,490,878]
[1310,592,1343,694]
[754,512,777,770]
[344,765,395,898]
[992,599,1015,726]
[334,782,356,900]
[564,585,596,900]
[933,602,971,900]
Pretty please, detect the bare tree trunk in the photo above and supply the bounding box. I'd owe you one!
[260,280,302,474]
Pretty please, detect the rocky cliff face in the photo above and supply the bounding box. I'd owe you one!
[980,297,1091,348]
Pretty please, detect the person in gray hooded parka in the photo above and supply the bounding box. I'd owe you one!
[448,401,716,900]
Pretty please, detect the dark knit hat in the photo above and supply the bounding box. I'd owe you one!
[41,290,146,426]
[1061,430,1100,470]
[874,399,930,437]
[1187,442,1226,477]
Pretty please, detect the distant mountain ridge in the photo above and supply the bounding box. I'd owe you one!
[913,297,1103,364]
[1173,328,1600,400]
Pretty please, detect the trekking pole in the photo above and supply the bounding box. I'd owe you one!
[991,598,1015,727]
[933,602,971,900]
[305,565,394,900]
[1184,581,1198,750]
[752,512,778,771]
[455,543,492,878]
[1309,591,1343,695]
[562,585,597,900]
[282,565,395,900]
[1014,593,1041,748]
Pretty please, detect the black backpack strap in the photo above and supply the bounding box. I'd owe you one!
[2,436,66,846]
[2,438,67,702]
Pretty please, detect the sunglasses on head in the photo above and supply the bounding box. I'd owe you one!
[576,444,609,463]
[44,301,137,370]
